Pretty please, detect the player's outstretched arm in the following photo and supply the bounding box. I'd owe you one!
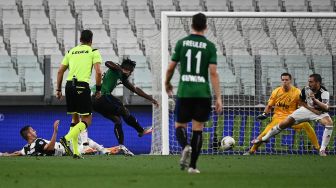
[257,105,272,120]
[165,61,177,96]
[105,61,122,72]
[44,120,60,151]
[56,64,68,99]
[123,80,159,107]
[209,64,222,114]
[1,151,23,157]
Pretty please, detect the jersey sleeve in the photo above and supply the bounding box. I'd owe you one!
[300,88,306,101]
[19,148,26,156]
[171,40,182,62]
[92,49,102,64]
[267,88,278,106]
[61,52,70,66]
[321,91,330,105]
[209,43,217,64]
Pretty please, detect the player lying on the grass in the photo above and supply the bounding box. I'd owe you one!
[0,120,117,157]
[252,74,333,156]
[92,58,159,156]
[244,73,320,155]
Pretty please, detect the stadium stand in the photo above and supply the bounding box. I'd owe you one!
[0,0,334,97]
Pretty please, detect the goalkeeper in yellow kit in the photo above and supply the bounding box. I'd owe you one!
[244,73,319,155]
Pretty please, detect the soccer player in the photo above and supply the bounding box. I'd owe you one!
[252,74,333,156]
[1,122,109,157]
[56,30,102,158]
[92,58,159,156]
[165,13,222,174]
[244,73,320,155]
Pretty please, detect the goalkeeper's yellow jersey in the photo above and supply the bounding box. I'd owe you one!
[268,86,301,119]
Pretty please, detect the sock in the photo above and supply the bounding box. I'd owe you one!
[302,123,320,150]
[189,131,202,169]
[261,125,282,141]
[114,123,124,145]
[65,121,87,155]
[176,127,188,148]
[320,126,333,151]
[123,115,144,133]
[79,129,89,145]
[88,138,105,152]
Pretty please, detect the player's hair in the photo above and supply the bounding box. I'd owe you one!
[309,73,322,83]
[281,72,292,80]
[121,58,136,72]
[20,125,31,141]
[192,13,207,32]
[80,30,93,43]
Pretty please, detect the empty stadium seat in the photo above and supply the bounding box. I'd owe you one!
[205,0,228,11]
[228,0,255,11]
[258,0,281,11]
[24,67,44,94]
[283,0,308,11]
[178,0,202,11]
[310,0,334,12]
[0,67,20,93]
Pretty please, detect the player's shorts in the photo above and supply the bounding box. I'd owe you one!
[65,81,92,115]
[289,106,330,124]
[174,97,212,123]
[92,94,126,118]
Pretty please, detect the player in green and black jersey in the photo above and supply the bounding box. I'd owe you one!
[92,58,158,156]
[165,13,222,174]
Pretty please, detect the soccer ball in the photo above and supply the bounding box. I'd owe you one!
[221,136,235,150]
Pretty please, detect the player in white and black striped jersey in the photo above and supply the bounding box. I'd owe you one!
[252,74,333,156]
[1,120,108,157]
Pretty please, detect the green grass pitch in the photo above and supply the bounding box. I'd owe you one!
[0,155,335,188]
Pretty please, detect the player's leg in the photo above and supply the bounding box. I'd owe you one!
[65,83,93,157]
[292,122,320,150]
[317,115,333,156]
[253,107,310,144]
[175,98,192,170]
[189,120,204,174]
[188,98,211,174]
[248,119,279,154]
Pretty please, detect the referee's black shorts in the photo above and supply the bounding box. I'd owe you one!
[65,81,92,115]
[174,97,212,123]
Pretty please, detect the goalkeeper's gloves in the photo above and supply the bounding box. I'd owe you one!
[257,112,268,120]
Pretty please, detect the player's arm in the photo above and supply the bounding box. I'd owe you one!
[311,92,329,112]
[123,79,159,106]
[1,151,23,157]
[56,64,68,99]
[93,50,102,98]
[44,120,60,151]
[299,99,322,115]
[257,89,277,120]
[105,61,122,72]
[165,61,177,96]
[209,64,222,113]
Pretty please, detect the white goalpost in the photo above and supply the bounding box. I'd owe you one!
[149,11,336,155]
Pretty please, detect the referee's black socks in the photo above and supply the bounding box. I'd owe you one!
[176,127,188,148]
[190,130,202,169]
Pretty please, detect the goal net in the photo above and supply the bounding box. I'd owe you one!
[148,12,336,155]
